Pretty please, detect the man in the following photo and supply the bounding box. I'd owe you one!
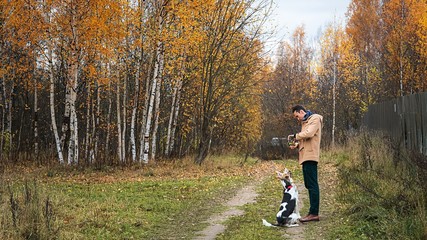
[288,105,323,222]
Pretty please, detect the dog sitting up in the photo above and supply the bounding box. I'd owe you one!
[262,168,300,227]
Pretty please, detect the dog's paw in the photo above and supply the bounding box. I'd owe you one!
[286,223,299,227]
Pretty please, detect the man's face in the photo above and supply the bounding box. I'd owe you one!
[293,110,305,122]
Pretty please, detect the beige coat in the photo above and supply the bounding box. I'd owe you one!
[295,114,323,164]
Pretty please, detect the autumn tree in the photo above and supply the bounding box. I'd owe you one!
[382,0,427,96]
[191,0,271,165]
[346,0,383,107]
[261,26,315,158]
[317,22,362,145]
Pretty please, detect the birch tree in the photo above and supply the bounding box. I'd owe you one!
[142,0,166,164]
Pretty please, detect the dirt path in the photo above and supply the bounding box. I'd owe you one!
[193,181,308,240]
[193,183,259,240]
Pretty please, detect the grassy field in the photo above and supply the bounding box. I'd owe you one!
[1,155,273,239]
[1,135,426,240]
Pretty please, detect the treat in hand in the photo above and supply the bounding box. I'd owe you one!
[287,135,298,147]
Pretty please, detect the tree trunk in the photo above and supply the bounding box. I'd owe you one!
[165,70,183,156]
[92,79,100,163]
[142,2,164,163]
[131,0,144,162]
[165,81,177,156]
[2,74,14,161]
[0,76,6,161]
[106,71,113,160]
[116,70,123,163]
[195,112,211,165]
[33,64,39,157]
[169,80,182,156]
[122,71,127,162]
[142,56,159,163]
[84,82,92,164]
[67,54,79,165]
[139,56,153,162]
[48,46,64,164]
[151,48,164,161]
[195,132,210,165]
[130,64,140,162]
[61,83,71,156]
[332,55,336,148]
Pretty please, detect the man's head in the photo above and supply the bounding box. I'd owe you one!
[292,105,306,122]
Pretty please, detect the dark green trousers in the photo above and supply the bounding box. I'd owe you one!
[302,161,319,215]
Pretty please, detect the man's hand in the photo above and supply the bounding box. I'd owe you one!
[287,134,298,149]
[289,144,298,150]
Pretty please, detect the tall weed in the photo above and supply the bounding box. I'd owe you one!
[0,180,58,239]
[335,131,427,239]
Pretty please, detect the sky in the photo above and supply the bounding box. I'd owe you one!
[265,0,352,57]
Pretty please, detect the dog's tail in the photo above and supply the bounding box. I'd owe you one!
[262,219,276,227]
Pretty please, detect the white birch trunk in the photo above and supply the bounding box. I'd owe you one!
[132,0,145,162]
[61,85,71,152]
[116,71,123,163]
[151,50,163,161]
[139,59,152,162]
[106,67,112,156]
[48,46,64,164]
[67,6,79,165]
[67,59,79,165]
[92,79,100,163]
[169,79,182,155]
[130,68,140,162]
[143,61,158,163]
[122,72,127,162]
[42,1,63,164]
[143,1,164,163]
[131,54,142,162]
[165,82,177,156]
[68,95,79,164]
[84,82,91,163]
[165,60,184,156]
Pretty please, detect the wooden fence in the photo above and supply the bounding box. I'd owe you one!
[362,92,427,156]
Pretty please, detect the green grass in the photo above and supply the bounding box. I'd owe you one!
[313,133,427,240]
[2,140,425,240]
[1,175,248,239]
[62,176,248,239]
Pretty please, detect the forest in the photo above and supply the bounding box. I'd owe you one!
[1,0,426,166]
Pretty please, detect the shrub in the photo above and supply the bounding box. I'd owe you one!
[335,131,427,239]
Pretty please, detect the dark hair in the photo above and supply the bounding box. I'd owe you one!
[292,105,306,113]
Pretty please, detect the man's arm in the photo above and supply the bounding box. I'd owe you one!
[295,116,321,140]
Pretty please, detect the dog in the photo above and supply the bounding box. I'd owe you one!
[262,168,300,227]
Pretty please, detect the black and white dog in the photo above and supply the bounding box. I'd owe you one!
[262,168,300,227]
